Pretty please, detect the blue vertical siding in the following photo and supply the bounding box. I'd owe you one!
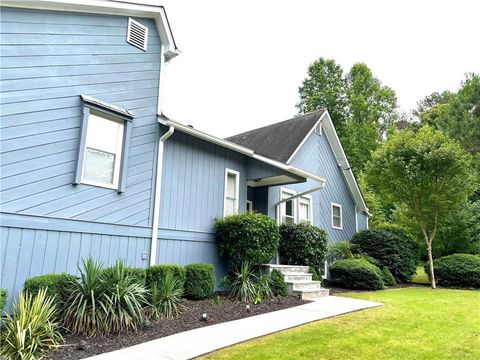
[269,131,359,243]
[357,212,369,231]
[0,8,161,228]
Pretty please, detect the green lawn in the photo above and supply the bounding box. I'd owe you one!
[410,265,430,285]
[202,287,480,360]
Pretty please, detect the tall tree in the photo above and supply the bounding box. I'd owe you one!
[296,58,349,137]
[297,59,398,172]
[365,125,475,288]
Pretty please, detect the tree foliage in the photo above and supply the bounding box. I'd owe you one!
[365,125,476,287]
[297,58,398,172]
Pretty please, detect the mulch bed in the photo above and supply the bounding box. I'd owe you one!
[48,295,308,360]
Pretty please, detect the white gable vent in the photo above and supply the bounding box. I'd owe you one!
[127,18,148,51]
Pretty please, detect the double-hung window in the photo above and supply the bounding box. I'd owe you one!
[299,196,313,224]
[331,203,343,229]
[74,95,134,192]
[280,189,296,224]
[224,169,240,217]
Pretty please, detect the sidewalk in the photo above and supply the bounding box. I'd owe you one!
[85,296,383,360]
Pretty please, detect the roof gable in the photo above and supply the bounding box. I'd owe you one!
[225,110,325,163]
[226,110,368,213]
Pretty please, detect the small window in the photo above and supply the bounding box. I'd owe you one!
[314,122,322,135]
[127,18,148,51]
[280,189,296,224]
[246,200,253,213]
[224,169,239,217]
[299,196,312,224]
[82,112,124,188]
[75,95,134,192]
[331,203,343,229]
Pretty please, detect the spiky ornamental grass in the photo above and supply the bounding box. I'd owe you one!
[0,289,63,360]
[228,262,259,303]
[146,271,185,319]
[63,258,146,337]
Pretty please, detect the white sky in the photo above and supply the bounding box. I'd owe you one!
[155,0,480,138]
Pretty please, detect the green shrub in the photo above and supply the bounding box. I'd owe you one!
[0,289,63,360]
[351,228,418,282]
[381,267,397,286]
[270,269,288,297]
[63,258,146,336]
[184,264,216,299]
[424,254,480,288]
[309,266,323,282]
[103,265,145,286]
[146,264,186,292]
[226,262,259,303]
[0,289,7,315]
[256,273,273,303]
[63,258,109,336]
[279,223,328,270]
[327,241,359,260]
[146,272,184,319]
[329,259,385,290]
[23,273,76,306]
[102,260,147,333]
[215,212,280,269]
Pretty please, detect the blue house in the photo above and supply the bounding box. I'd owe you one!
[0,0,368,308]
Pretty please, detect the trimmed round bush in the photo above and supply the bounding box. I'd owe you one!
[329,259,385,290]
[279,223,328,270]
[424,254,480,288]
[215,212,280,269]
[270,269,288,297]
[0,288,7,315]
[103,265,145,286]
[381,267,397,286]
[184,264,216,299]
[146,264,186,291]
[23,273,76,305]
[351,228,418,282]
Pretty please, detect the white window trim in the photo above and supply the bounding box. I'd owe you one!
[331,202,343,230]
[299,194,313,224]
[81,111,124,190]
[246,200,253,213]
[279,187,297,224]
[223,168,240,217]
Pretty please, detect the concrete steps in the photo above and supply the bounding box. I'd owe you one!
[262,264,330,300]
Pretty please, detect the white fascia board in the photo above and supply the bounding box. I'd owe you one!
[286,110,328,164]
[1,0,180,60]
[321,111,368,213]
[158,117,326,186]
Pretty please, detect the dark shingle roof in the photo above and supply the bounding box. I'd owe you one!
[225,110,325,163]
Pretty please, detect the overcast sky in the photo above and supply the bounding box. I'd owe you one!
[156,0,480,138]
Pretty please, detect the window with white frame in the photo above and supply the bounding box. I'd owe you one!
[224,169,239,216]
[331,203,343,229]
[81,111,125,188]
[280,189,296,224]
[298,196,312,224]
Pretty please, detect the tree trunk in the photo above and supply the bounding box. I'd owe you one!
[426,243,436,289]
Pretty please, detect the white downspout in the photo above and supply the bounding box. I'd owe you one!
[150,125,174,266]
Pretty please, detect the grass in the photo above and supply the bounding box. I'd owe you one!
[202,287,480,360]
[410,265,430,285]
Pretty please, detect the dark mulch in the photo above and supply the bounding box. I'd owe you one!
[48,296,308,360]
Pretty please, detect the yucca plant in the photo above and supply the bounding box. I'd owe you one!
[63,257,110,337]
[256,272,273,302]
[228,262,258,303]
[104,260,147,333]
[0,289,63,360]
[146,272,184,319]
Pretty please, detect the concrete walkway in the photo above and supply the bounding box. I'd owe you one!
[85,296,382,360]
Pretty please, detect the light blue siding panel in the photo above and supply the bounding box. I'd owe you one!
[0,8,160,228]
[270,132,358,243]
[357,212,368,230]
